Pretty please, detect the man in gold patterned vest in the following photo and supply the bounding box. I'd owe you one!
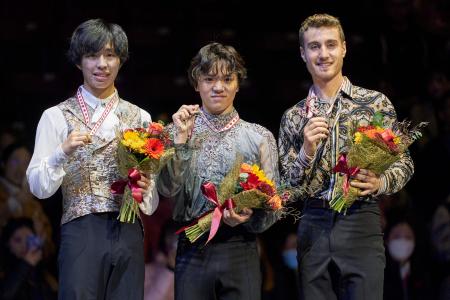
[27,19,159,300]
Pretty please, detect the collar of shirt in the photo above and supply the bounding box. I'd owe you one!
[308,76,353,103]
[79,86,120,140]
[302,77,351,119]
[80,85,118,110]
[340,76,353,99]
[80,85,119,124]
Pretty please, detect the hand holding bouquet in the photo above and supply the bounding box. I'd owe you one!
[180,155,292,244]
[330,112,427,213]
[111,121,175,223]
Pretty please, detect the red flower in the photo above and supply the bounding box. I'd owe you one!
[357,125,375,133]
[145,138,164,159]
[240,173,261,190]
[374,133,398,152]
[148,122,164,136]
[257,182,276,196]
[380,129,395,143]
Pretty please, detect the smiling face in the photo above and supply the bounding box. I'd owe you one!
[78,42,120,99]
[300,26,346,85]
[195,60,239,115]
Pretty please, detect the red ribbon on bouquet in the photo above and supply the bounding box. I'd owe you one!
[111,168,143,203]
[201,182,236,244]
[332,154,360,196]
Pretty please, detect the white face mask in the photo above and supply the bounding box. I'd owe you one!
[388,238,414,262]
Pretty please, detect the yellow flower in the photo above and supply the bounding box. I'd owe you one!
[354,132,363,144]
[122,131,146,153]
[250,164,275,188]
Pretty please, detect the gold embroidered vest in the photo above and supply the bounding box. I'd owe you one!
[58,97,141,224]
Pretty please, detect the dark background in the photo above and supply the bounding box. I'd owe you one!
[2,0,447,135]
[1,0,450,298]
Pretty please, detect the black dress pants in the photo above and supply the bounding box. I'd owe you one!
[58,213,144,300]
[175,228,261,300]
[297,201,385,300]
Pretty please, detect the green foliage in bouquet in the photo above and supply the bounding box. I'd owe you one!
[330,112,427,213]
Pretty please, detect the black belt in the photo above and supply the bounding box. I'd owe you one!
[305,198,371,210]
[305,198,330,209]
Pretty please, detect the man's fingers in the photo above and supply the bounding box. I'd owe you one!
[240,208,253,216]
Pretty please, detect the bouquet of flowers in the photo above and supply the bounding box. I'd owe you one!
[330,112,427,213]
[111,121,175,223]
[180,155,293,244]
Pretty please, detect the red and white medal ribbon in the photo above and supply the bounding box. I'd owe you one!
[200,109,239,133]
[76,87,118,136]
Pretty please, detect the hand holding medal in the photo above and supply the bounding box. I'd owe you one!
[172,104,200,144]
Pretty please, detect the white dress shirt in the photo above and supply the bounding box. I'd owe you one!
[26,86,159,215]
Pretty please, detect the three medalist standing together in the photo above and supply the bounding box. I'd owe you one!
[27,13,413,300]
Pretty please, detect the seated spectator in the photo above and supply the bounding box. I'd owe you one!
[384,218,433,300]
[271,232,300,300]
[430,195,450,300]
[0,143,54,257]
[0,217,57,300]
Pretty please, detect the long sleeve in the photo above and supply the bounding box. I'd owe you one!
[374,94,414,196]
[26,107,69,199]
[26,103,159,215]
[243,128,281,233]
[278,108,309,187]
[379,154,414,195]
[157,143,192,199]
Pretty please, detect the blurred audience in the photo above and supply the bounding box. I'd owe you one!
[384,219,433,300]
[430,194,450,300]
[273,232,299,300]
[0,143,54,258]
[144,220,177,300]
[0,217,57,300]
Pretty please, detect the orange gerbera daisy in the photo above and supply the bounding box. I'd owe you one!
[145,138,164,159]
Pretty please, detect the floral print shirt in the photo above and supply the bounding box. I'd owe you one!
[278,77,414,202]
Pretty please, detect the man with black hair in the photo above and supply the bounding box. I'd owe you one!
[27,19,159,299]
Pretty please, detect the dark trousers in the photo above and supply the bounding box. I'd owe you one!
[175,230,261,300]
[58,213,144,300]
[297,202,385,300]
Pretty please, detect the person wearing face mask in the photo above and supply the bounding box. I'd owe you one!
[0,217,57,300]
[384,219,432,300]
[158,42,280,300]
[270,232,300,300]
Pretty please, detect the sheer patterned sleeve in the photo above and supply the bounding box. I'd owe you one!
[374,93,414,195]
[243,127,280,233]
[278,108,310,187]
